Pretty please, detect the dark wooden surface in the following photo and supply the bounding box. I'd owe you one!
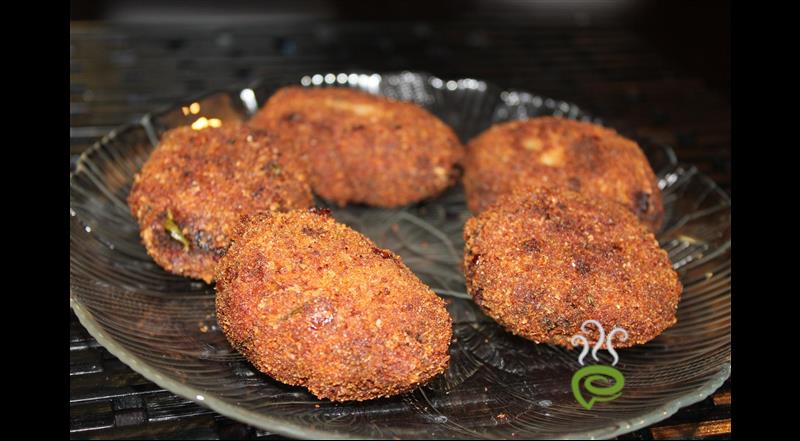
[69,14,731,439]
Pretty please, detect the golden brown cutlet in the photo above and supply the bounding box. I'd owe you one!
[249,86,465,207]
[215,208,453,401]
[463,186,682,348]
[127,123,313,283]
[463,116,664,231]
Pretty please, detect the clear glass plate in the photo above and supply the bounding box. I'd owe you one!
[70,71,731,440]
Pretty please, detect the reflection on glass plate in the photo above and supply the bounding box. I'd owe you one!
[70,71,730,439]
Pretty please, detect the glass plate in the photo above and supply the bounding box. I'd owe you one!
[70,71,731,440]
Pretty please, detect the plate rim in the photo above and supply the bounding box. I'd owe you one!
[69,70,731,440]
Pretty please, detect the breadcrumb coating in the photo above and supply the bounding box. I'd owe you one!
[463,117,663,231]
[463,186,681,348]
[215,209,453,401]
[249,86,464,207]
[127,123,313,282]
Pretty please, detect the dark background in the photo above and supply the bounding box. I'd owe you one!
[69,0,731,438]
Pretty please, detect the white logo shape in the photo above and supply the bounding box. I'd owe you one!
[571,320,628,366]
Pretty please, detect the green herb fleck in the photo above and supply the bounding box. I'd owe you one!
[164,209,190,251]
[280,304,305,321]
[268,161,282,176]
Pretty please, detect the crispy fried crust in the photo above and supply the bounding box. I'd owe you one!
[248,86,464,207]
[463,117,664,231]
[127,123,313,283]
[215,209,453,401]
[463,186,682,348]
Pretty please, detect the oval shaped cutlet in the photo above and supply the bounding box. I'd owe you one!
[463,186,682,348]
[215,209,453,401]
[248,86,464,207]
[127,123,313,283]
[463,117,664,231]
